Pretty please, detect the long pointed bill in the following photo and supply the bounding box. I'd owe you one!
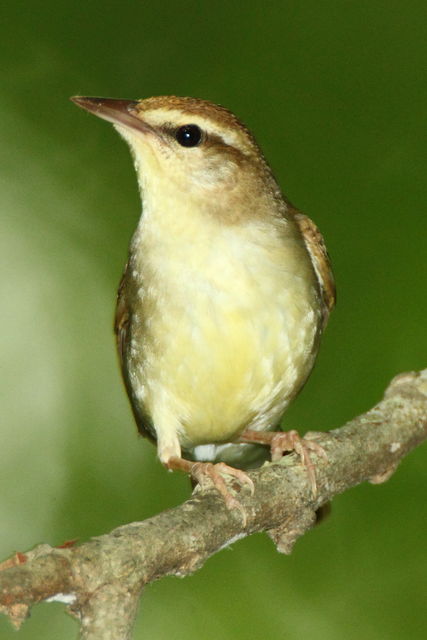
[70,96,154,135]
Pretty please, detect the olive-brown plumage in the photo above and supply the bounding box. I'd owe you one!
[72,95,335,507]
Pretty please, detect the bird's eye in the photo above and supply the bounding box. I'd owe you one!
[175,124,202,147]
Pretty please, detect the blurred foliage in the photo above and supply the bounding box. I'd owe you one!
[1,1,427,638]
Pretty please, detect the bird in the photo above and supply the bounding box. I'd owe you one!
[71,95,335,512]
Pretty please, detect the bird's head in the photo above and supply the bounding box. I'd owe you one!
[71,95,279,220]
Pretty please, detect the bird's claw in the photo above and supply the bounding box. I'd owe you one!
[270,430,326,497]
[238,428,327,498]
[190,461,254,524]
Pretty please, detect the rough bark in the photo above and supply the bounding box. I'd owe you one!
[1,370,426,638]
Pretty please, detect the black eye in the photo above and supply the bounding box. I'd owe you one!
[175,124,202,147]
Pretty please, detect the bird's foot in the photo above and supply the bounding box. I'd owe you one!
[165,456,254,523]
[238,429,327,497]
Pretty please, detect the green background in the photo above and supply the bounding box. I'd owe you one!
[1,1,426,638]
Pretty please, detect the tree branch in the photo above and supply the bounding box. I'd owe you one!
[1,370,427,638]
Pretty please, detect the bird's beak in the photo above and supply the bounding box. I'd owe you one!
[71,96,154,136]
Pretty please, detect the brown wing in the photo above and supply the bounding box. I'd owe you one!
[114,265,156,443]
[293,211,336,328]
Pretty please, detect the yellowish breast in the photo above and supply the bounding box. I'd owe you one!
[127,201,321,452]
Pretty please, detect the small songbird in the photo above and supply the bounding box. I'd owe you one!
[71,95,335,510]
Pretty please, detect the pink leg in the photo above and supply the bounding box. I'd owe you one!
[165,456,254,522]
[238,429,327,496]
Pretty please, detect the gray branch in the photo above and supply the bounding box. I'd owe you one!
[1,370,427,639]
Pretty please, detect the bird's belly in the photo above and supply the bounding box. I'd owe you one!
[129,270,320,450]
[178,307,316,447]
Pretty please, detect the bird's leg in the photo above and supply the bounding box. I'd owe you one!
[165,456,254,520]
[238,429,327,497]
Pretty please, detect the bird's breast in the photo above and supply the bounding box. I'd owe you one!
[126,205,321,449]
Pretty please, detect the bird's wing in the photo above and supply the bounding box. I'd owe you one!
[293,211,336,327]
[114,265,156,443]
